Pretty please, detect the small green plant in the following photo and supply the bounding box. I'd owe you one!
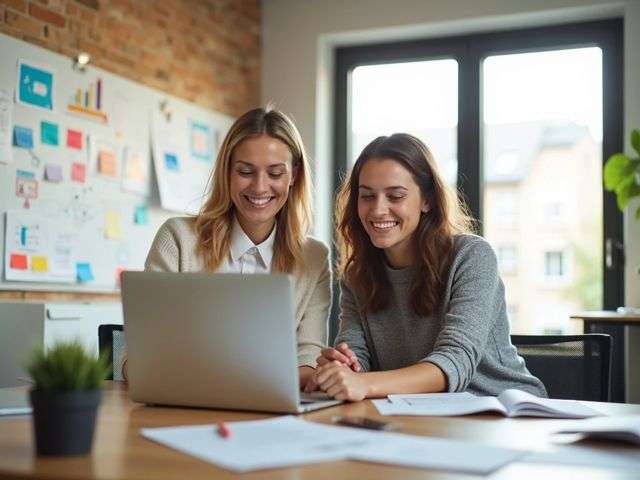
[27,342,110,391]
[604,128,640,219]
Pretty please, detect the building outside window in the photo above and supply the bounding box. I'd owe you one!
[544,250,565,279]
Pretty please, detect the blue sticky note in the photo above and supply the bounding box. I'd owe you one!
[76,263,94,282]
[13,126,34,149]
[134,205,148,225]
[16,169,35,179]
[164,152,179,171]
[41,121,59,146]
[44,163,63,182]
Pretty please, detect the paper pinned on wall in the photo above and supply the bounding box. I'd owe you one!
[13,126,33,149]
[76,262,94,282]
[44,163,63,182]
[40,121,59,146]
[71,162,86,183]
[189,120,213,162]
[122,145,150,196]
[15,170,38,208]
[133,204,148,225]
[66,129,82,150]
[4,210,77,283]
[9,253,28,270]
[0,88,13,164]
[105,210,123,240]
[30,255,49,272]
[16,59,55,111]
[88,135,120,180]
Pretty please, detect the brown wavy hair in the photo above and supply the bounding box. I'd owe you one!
[195,107,313,274]
[336,133,475,315]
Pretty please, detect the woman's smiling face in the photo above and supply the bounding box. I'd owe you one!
[229,134,296,240]
[357,157,427,268]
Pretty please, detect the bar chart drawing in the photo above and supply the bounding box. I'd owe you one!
[67,78,108,123]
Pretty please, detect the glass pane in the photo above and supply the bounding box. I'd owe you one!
[482,47,603,335]
[350,59,458,184]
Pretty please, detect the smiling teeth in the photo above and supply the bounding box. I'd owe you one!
[372,221,397,229]
[246,196,272,205]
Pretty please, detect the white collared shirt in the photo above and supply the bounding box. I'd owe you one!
[219,218,275,274]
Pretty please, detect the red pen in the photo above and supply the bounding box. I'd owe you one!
[217,422,231,439]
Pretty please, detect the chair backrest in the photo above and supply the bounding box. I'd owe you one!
[98,324,125,381]
[511,334,612,402]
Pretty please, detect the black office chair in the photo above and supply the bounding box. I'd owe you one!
[98,324,125,381]
[511,334,612,402]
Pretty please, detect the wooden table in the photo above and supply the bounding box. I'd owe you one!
[571,310,640,403]
[1,382,640,480]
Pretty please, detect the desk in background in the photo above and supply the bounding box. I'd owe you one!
[571,310,640,403]
[1,382,640,480]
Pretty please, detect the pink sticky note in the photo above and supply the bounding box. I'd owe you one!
[10,253,28,270]
[67,129,82,150]
[71,162,86,183]
[44,163,63,182]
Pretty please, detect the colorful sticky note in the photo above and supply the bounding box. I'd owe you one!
[134,205,148,225]
[44,163,63,182]
[10,253,28,270]
[41,121,59,146]
[31,256,49,272]
[66,129,82,149]
[71,162,86,183]
[13,126,34,148]
[16,169,35,179]
[18,61,54,110]
[98,150,117,176]
[164,152,179,171]
[105,211,123,239]
[76,262,95,282]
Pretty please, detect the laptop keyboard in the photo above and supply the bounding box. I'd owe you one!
[300,391,333,403]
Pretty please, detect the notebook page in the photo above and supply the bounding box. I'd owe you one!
[497,389,603,418]
[380,393,506,416]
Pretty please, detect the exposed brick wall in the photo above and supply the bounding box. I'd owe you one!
[0,0,261,301]
[0,0,261,117]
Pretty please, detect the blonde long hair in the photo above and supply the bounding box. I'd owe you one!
[195,107,313,273]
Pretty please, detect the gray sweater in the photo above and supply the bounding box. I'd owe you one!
[335,234,547,397]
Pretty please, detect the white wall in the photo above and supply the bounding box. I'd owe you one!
[262,0,639,307]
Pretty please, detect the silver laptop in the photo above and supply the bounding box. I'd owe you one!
[122,271,341,413]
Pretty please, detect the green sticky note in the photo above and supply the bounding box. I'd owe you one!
[134,205,148,225]
[41,121,59,146]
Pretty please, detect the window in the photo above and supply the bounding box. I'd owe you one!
[497,246,517,274]
[544,250,565,278]
[542,202,563,225]
[492,191,517,227]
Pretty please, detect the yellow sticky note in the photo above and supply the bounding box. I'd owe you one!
[31,256,49,272]
[105,211,123,240]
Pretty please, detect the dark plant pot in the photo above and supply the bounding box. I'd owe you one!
[29,389,101,456]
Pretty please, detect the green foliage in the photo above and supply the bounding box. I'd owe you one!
[604,128,640,219]
[27,341,110,391]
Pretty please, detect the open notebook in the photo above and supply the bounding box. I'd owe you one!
[377,389,604,419]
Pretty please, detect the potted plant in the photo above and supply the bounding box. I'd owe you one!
[604,128,640,219]
[26,341,110,456]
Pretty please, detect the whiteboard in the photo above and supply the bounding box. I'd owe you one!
[0,33,234,292]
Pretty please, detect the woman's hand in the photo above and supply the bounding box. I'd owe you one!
[317,343,361,371]
[312,361,370,401]
[304,343,361,392]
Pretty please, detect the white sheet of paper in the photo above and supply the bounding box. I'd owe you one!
[350,432,526,475]
[141,416,371,473]
[555,415,640,444]
[141,415,523,474]
[523,444,640,470]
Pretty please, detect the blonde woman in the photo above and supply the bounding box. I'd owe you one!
[123,107,331,389]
